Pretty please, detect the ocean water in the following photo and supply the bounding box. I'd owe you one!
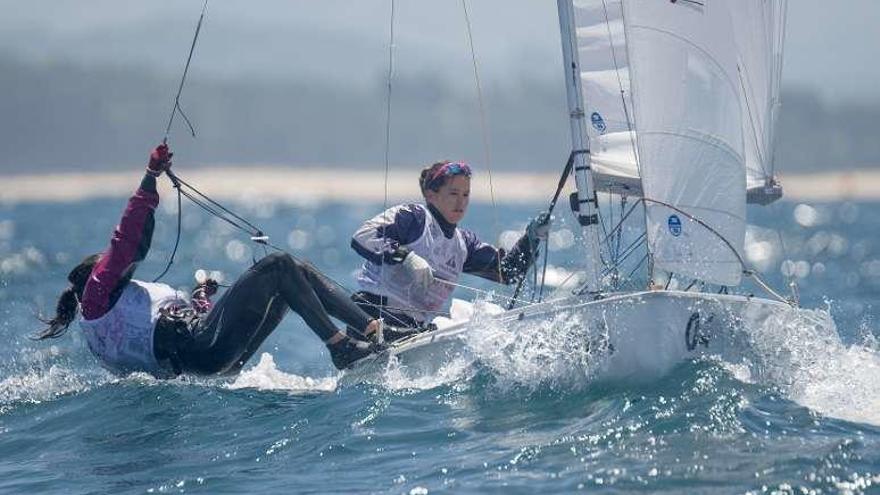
[1,194,879,494]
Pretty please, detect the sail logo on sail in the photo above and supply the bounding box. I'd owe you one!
[667,215,683,237]
[590,112,607,134]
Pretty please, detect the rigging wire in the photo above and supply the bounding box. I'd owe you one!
[613,0,654,281]
[435,278,533,307]
[737,66,770,178]
[147,0,543,316]
[460,0,504,282]
[167,171,455,318]
[377,0,398,320]
[768,0,789,178]
[507,150,584,309]
[640,197,791,304]
[615,195,627,264]
[601,0,640,178]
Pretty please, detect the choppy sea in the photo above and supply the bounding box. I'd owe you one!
[1,193,878,494]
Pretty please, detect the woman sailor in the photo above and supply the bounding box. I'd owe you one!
[35,144,384,376]
[351,160,551,340]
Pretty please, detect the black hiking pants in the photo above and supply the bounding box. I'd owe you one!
[154,252,374,376]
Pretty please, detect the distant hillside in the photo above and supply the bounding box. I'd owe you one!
[0,55,876,175]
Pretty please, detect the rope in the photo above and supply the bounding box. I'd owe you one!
[435,278,533,307]
[153,0,209,281]
[152,185,183,282]
[153,169,461,319]
[171,172,264,236]
[163,0,209,142]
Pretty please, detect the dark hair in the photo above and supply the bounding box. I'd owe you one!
[34,254,101,340]
[419,161,452,194]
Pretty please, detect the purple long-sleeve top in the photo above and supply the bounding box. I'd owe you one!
[80,174,213,320]
[81,175,159,320]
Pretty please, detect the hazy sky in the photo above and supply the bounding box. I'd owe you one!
[0,0,877,105]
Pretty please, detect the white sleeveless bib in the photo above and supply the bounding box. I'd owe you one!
[79,280,186,377]
[358,208,467,322]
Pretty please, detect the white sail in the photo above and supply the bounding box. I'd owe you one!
[731,0,787,203]
[623,0,746,286]
[571,0,641,196]
[572,0,786,205]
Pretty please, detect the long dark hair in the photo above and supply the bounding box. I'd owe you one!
[34,254,100,340]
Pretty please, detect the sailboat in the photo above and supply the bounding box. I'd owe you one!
[347,0,811,380]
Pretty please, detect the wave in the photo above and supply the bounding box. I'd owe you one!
[227,353,337,394]
[726,305,880,426]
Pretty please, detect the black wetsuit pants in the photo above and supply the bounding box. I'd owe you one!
[155,252,374,376]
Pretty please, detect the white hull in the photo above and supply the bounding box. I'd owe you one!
[344,290,797,383]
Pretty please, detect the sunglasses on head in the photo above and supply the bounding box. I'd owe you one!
[431,162,472,182]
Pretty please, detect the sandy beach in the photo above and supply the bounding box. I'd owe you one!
[1,166,878,204]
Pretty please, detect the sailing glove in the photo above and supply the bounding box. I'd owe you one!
[527,211,552,241]
[402,252,434,291]
[147,144,173,177]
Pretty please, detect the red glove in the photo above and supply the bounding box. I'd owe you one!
[147,144,173,177]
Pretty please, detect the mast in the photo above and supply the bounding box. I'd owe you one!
[557,0,602,292]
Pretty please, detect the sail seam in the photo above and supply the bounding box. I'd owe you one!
[627,25,741,103]
[636,130,743,166]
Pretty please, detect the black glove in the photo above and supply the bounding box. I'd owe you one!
[526,211,552,241]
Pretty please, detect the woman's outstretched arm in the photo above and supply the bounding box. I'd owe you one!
[81,145,171,320]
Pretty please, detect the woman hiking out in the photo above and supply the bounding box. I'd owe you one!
[36,144,384,377]
[351,160,551,341]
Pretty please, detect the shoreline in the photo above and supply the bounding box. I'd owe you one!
[1,167,879,204]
